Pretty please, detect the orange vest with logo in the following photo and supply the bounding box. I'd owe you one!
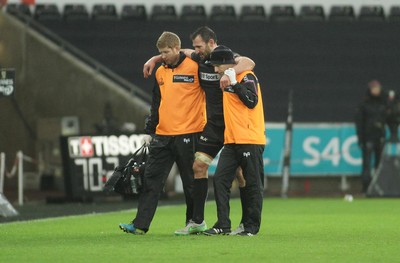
[223,71,266,144]
[155,58,206,135]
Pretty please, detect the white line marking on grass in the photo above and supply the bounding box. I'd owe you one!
[0,204,186,225]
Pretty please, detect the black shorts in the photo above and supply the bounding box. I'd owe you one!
[196,123,224,159]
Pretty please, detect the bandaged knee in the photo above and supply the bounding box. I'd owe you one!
[195,152,213,166]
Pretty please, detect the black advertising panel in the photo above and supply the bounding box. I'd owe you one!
[60,134,146,201]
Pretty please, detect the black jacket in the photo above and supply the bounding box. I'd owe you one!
[355,90,388,144]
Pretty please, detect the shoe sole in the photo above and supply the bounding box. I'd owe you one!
[119,225,145,235]
[119,225,134,234]
[174,228,207,236]
[203,231,231,236]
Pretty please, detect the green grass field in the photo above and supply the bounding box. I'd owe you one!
[1,197,399,263]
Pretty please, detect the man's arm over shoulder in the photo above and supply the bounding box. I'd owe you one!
[233,56,255,73]
[143,55,162,78]
[181,48,195,58]
[221,56,255,88]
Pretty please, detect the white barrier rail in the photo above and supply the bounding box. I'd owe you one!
[0,151,38,206]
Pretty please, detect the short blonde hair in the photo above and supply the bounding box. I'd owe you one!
[156,31,181,49]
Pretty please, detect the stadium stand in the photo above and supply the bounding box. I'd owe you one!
[34,4,61,21]
[150,4,177,21]
[239,5,267,21]
[328,5,355,22]
[210,5,237,21]
[6,2,400,123]
[63,4,89,21]
[299,5,325,21]
[121,4,147,21]
[270,5,296,22]
[180,4,206,22]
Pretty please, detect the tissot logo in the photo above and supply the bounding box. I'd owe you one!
[68,134,145,158]
[173,75,194,83]
[200,72,220,81]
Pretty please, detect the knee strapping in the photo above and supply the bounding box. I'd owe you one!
[195,152,213,166]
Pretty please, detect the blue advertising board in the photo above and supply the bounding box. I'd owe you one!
[209,123,364,177]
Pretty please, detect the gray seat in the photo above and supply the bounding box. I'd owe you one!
[210,5,236,21]
[121,4,147,21]
[299,5,325,21]
[270,5,295,22]
[151,5,177,21]
[34,4,61,21]
[359,5,385,21]
[240,5,266,21]
[180,5,206,21]
[63,4,89,21]
[92,4,118,21]
[329,5,355,22]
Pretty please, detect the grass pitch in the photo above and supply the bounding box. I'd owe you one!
[1,197,399,263]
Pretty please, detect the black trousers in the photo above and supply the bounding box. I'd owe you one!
[213,144,265,234]
[361,139,384,192]
[133,133,199,231]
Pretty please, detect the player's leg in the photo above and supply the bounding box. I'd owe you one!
[204,144,237,235]
[237,144,265,236]
[173,133,200,225]
[120,136,174,234]
[361,141,373,193]
[192,129,223,225]
[231,167,246,235]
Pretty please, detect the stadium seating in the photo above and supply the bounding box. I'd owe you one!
[34,4,61,21]
[210,5,237,21]
[92,4,118,21]
[359,5,385,21]
[239,5,267,21]
[121,4,147,21]
[8,3,400,23]
[328,5,355,21]
[180,5,207,22]
[63,4,89,21]
[270,5,296,22]
[151,5,177,21]
[299,5,325,21]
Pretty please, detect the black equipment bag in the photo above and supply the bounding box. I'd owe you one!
[104,143,148,196]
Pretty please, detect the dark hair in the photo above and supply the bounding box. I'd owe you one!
[190,26,217,44]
